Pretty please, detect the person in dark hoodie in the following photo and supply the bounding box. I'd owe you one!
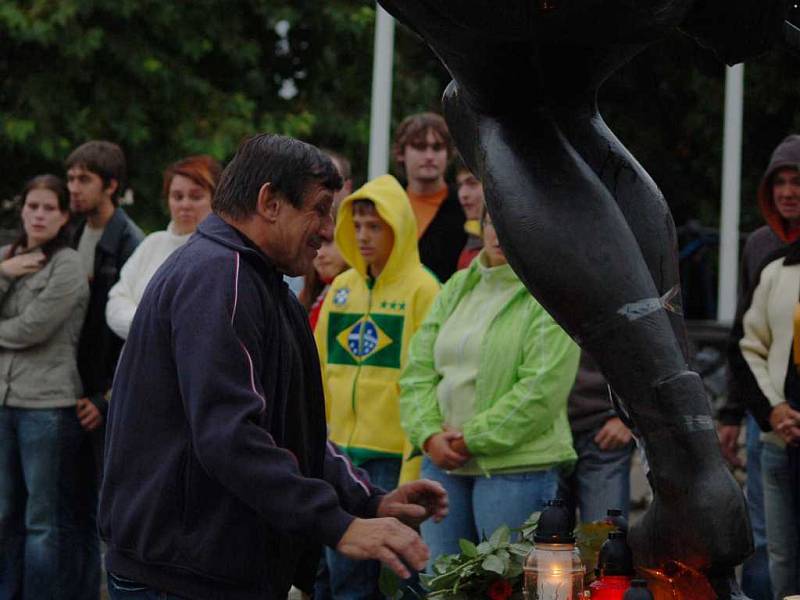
[98,134,448,600]
[722,134,800,600]
[560,351,634,524]
[728,134,800,600]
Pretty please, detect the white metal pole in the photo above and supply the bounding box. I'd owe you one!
[367,5,395,180]
[717,63,745,323]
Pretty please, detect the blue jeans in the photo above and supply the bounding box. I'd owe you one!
[742,415,772,600]
[0,406,84,600]
[761,441,800,600]
[107,573,187,599]
[559,425,634,523]
[419,457,558,564]
[319,458,401,600]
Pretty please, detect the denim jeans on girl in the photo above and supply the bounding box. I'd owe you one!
[419,457,558,565]
[0,406,84,600]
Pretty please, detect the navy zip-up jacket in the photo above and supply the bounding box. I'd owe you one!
[99,214,382,599]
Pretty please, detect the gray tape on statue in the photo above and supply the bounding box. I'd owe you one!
[579,285,683,345]
[617,285,683,321]
[646,415,715,441]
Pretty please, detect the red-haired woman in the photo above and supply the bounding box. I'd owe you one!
[106,155,221,339]
[0,175,89,598]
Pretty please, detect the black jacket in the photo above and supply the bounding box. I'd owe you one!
[71,207,143,411]
[721,226,786,429]
[418,186,466,283]
[99,214,382,600]
[567,351,617,434]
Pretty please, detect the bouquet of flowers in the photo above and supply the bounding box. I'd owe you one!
[379,514,615,600]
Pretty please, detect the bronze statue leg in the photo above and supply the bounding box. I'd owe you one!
[442,83,751,591]
[551,100,689,358]
[376,1,753,595]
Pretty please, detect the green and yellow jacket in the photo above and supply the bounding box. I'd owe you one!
[315,175,440,483]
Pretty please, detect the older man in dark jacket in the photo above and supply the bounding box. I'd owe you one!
[99,134,447,600]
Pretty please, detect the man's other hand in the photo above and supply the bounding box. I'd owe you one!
[377,479,448,528]
[336,517,429,579]
[76,397,103,431]
[593,417,632,451]
[717,424,743,468]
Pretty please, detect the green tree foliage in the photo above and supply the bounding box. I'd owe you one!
[1,2,797,235]
[0,0,448,230]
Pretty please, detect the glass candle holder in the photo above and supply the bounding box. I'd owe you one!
[524,542,585,599]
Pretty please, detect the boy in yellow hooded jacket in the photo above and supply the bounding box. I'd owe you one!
[316,174,440,477]
[314,174,440,597]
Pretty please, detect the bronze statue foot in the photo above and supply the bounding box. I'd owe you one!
[626,372,753,593]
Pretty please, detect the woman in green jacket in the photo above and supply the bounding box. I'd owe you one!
[400,210,579,562]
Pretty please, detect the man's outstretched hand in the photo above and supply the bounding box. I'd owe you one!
[377,479,448,528]
[336,517,429,579]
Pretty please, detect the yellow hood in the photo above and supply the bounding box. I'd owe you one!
[335,174,420,281]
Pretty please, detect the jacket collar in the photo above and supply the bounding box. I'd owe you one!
[96,207,132,255]
[197,214,284,286]
[785,240,800,266]
[72,207,132,255]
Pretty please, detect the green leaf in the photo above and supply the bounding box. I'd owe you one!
[477,541,493,554]
[482,555,505,575]
[508,542,532,556]
[458,539,479,558]
[489,525,511,547]
[506,561,524,579]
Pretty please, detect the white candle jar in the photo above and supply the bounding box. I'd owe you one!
[523,542,585,600]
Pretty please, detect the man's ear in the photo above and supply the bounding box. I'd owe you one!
[105,178,119,200]
[256,182,281,223]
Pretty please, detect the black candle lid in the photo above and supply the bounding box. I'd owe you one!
[534,499,575,544]
[596,530,634,577]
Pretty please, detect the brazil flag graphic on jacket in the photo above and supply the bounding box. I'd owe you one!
[315,175,440,482]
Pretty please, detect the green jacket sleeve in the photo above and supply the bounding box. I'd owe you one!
[399,288,448,450]
[462,305,579,456]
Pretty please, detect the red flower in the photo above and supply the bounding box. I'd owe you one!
[487,579,513,600]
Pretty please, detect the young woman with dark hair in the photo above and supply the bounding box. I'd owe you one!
[0,174,90,599]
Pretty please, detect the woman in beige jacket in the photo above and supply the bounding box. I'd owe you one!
[0,174,89,599]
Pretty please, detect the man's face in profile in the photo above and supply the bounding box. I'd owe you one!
[270,184,335,277]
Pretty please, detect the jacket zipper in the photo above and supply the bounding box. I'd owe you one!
[473,287,526,477]
[347,279,374,450]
